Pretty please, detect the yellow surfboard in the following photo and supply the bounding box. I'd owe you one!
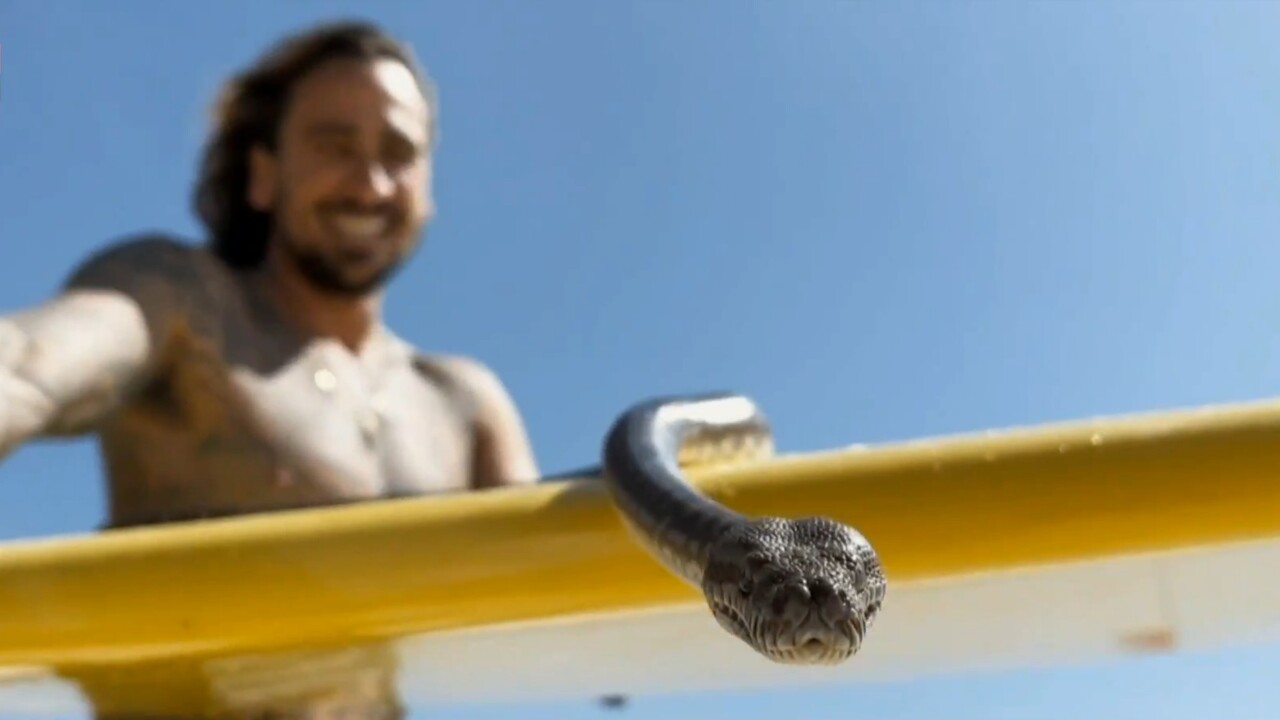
[3,396,1280,716]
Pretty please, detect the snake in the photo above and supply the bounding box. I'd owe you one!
[600,391,886,665]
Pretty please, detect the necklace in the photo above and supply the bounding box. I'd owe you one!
[309,337,398,449]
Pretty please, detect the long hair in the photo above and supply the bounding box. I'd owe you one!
[192,20,439,268]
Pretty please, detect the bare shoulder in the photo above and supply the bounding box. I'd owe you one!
[62,233,231,338]
[408,351,510,425]
[412,352,507,402]
[409,350,541,487]
[0,235,228,442]
[65,233,216,291]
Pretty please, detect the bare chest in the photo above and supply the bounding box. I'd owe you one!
[229,344,472,496]
[102,333,473,526]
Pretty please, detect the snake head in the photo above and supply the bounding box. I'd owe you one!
[702,516,885,665]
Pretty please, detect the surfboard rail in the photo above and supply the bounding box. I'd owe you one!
[3,396,1280,714]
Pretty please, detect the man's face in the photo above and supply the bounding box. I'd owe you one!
[249,56,434,297]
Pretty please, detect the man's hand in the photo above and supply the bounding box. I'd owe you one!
[0,318,58,457]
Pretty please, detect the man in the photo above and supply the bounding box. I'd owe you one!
[0,19,539,717]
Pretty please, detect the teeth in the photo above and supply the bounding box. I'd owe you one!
[331,214,388,239]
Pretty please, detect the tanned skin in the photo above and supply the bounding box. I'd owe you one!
[0,52,539,718]
[0,56,538,527]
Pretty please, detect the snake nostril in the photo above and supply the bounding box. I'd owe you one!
[820,592,852,625]
[809,577,834,597]
[772,582,812,623]
[791,583,811,602]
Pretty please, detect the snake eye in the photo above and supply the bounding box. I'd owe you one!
[739,579,752,596]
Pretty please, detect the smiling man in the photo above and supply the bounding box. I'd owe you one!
[0,20,539,718]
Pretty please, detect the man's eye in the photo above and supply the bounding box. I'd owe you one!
[315,138,355,158]
[383,140,423,168]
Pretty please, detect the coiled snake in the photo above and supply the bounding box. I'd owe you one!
[601,392,886,665]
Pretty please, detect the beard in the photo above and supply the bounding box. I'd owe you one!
[286,243,409,298]
[272,210,421,298]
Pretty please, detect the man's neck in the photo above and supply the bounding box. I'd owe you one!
[253,252,384,354]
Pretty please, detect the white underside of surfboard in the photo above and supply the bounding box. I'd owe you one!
[2,534,1276,716]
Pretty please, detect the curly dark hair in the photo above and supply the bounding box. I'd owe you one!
[193,20,439,269]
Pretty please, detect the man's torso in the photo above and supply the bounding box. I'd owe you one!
[86,239,476,528]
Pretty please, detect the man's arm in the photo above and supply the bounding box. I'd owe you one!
[0,237,193,457]
[428,356,540,489]
[0,291,152,454]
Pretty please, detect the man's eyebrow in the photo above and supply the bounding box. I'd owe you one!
[302,118,428,154]
[385,124,428,152]
[303,121,358,137]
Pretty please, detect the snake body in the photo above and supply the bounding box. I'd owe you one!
[601,392,886,665]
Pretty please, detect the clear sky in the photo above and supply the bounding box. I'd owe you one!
[2,0,1280,718]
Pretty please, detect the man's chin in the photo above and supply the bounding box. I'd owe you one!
[311,270,396,298]
[293,254,402,298]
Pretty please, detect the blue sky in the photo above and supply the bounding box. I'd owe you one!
[3,0,1280,717]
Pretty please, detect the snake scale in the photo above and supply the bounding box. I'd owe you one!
[600,392,886,665]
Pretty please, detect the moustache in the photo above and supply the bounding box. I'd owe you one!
[318,200,403,221]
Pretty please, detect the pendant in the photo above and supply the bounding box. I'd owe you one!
[313,368,337,393]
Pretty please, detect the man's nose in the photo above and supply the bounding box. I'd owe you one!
[348,162,395,203]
